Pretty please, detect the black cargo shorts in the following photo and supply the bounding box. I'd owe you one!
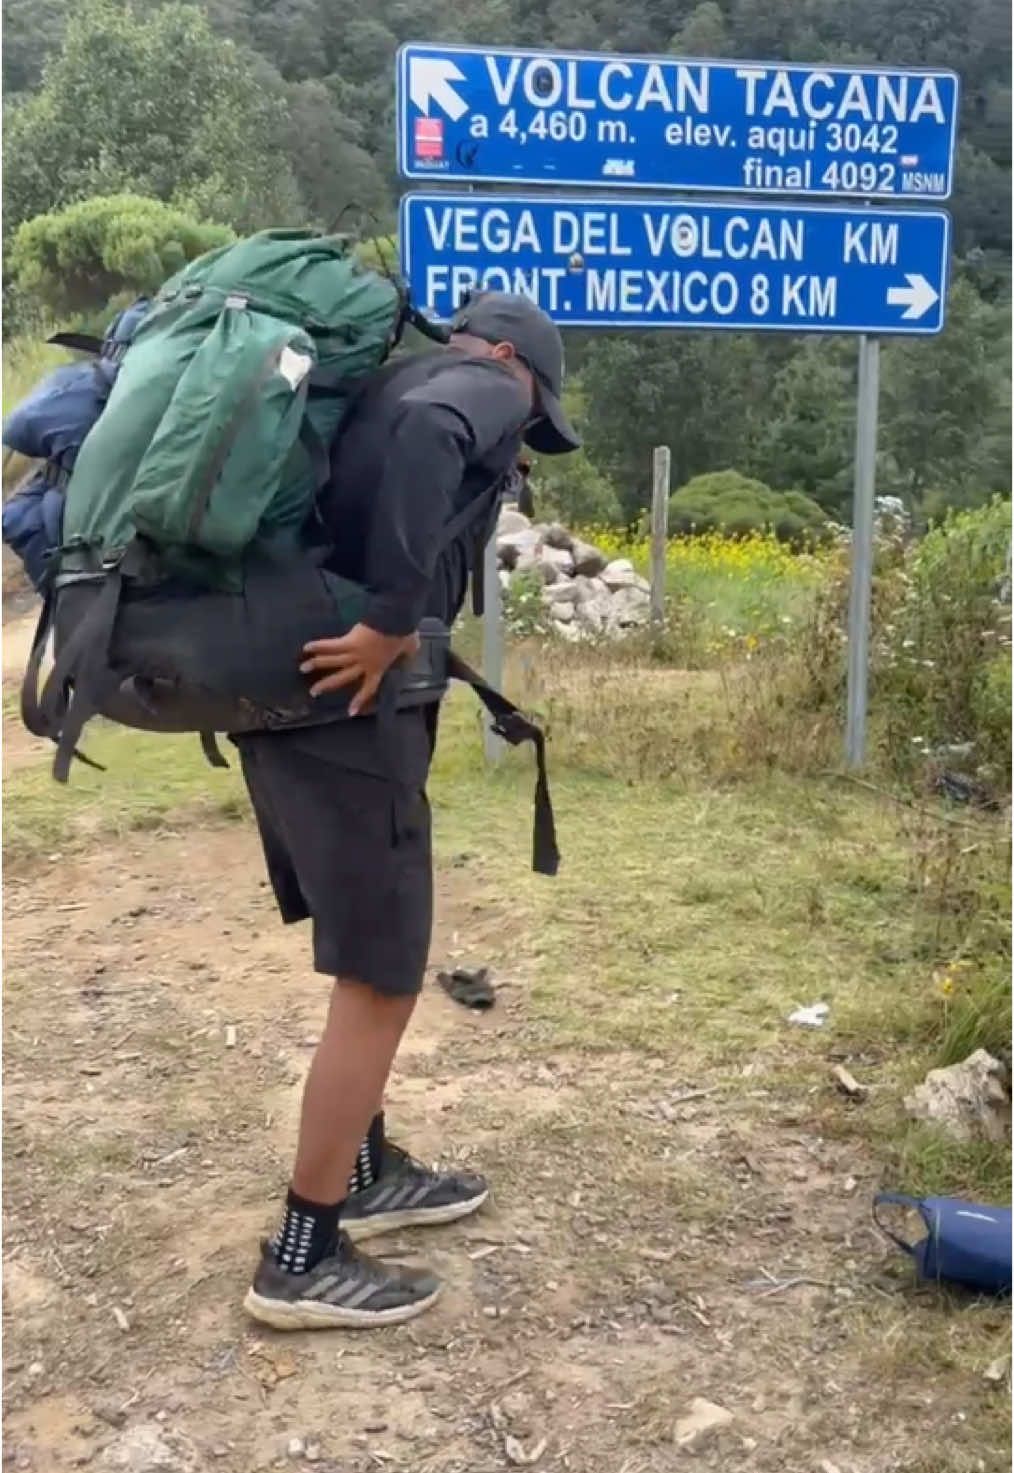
[234,706,437,995]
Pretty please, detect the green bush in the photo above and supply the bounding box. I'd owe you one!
[669,470,829,546]
[877,497,1012,789]
[8,193,234,316]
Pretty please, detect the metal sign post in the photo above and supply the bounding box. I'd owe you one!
[845,335,881,767]
[650,445,670,629]
[482,531,504,763]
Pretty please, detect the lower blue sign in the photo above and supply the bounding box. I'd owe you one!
[400,194,950,335]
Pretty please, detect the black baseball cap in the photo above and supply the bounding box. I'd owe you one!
[449,292,581,455]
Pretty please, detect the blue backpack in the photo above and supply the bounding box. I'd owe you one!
[875,1191,1012,1296]
[2,300,150,590]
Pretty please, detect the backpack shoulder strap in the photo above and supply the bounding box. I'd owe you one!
[446,649,559,877]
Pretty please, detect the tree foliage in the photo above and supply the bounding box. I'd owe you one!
[8,194,233,316]
[3,0,301,237]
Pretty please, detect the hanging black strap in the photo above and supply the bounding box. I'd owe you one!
[200,730,229,769]
[43,565,126,782]
[20,582,58,739]
[446,651,559,878]
[46,330,104,355]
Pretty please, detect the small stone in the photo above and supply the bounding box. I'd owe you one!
[904,1050,1009,1143]
[673,1397,734,1450]
[28,1362,44,1378]
[304,1444,322,1464]
[983,1357,1009,1384]
[286,1436,306,1459]
[601,558,641,590]
[483,1305,499,1318]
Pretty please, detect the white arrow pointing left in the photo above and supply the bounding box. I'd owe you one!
[886,273,939,321]
[410,57,468,121]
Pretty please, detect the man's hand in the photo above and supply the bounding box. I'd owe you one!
[301,624,420,716]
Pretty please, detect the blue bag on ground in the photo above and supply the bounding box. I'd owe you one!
[874,1191,1012,1295]
[2,299,150,588]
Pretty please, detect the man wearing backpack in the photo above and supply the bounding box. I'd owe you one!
[239,291,579,1330]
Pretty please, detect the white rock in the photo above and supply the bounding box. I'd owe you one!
[551,601,575,622]
[673,1397,734,1450]
[498,570,511,591]
[497,529,541,569]
[572,574,606,605]
[101,1426,195,1471]
[543,581,579,605]
[904,1049,1009,1143]
[540,546,574,577]
[575,596,611,633]
[611,585,650,627]
[601,558,639,590]
[497,509,531,537]
[788,1002,830,1028]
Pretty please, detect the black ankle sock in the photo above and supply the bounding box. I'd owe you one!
[271,1188,343,1274]
[348,1112,386,1196]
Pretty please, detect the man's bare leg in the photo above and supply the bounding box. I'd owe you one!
[291,979,415,1202]
[243,980,442,1330]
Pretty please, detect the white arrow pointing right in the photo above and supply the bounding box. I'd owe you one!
[409,57,468,121]
[886,273,939,321]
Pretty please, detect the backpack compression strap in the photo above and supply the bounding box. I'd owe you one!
[46,331,104,355]
[446,650,560,878]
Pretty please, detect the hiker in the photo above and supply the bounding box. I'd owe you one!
[239,291,579,1329]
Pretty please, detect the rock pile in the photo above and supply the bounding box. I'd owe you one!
[496,510,652,640]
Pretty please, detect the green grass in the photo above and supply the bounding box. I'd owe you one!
[3,720,247,859]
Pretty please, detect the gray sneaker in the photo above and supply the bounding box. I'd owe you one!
[243,1232,442,1330]
[341,1143,489,1242]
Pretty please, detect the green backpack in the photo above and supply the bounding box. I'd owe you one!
[60,229,404,590]
[22,230,560,876]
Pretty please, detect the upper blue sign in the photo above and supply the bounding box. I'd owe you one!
[397,45,959,200]
[399,194,951,335]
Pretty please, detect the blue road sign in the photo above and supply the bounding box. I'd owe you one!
[397,45,958,201]
[399,194,951,335]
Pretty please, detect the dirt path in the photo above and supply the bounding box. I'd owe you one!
[5,811,1007,1473]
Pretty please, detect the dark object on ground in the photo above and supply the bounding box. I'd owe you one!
[438,967,496,1010]
[933,770,998,809]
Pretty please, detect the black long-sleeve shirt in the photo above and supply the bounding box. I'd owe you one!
[319,350,530,635]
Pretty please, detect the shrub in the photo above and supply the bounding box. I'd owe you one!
[669,470,829,546]
[877,497,1012,789]
[8,193,234,317]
